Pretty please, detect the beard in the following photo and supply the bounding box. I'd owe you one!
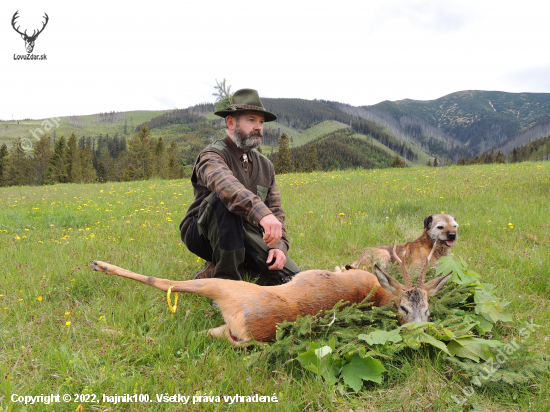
[232,125,262,151]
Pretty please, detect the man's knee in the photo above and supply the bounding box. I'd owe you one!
[205,196,244,251]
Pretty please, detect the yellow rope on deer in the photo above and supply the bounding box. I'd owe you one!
[167,286,178,313]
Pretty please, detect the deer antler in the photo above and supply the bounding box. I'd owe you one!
[418,239,438,288]
[11,11,26,37]
[393,242,412,288]
[32,13,49,39]
[11,11,49,40]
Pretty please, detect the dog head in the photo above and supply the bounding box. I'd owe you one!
[423,214,459,248]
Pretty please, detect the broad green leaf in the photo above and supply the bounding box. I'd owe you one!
[319,354,340,386]
[297,348,321,373]
[341,354,386,391]
[416,332,450,354]
[328,336,336,351]
[297,347,339,385]
[315,346,332,359]
[443,328,456,340]
[436,256,478,284]
[448,337,503,362]
[464,270,481,279]
[464,314,494,334]
[358,328,402,345]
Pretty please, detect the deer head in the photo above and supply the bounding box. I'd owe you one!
[12,11,49,54]
[373,240,451,324]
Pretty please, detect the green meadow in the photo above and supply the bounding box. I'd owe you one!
[0,162,549,411]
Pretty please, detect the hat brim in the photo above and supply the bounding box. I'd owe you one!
[214,108,277,122]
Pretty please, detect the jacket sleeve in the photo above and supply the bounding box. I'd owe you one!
[263,177,289,254]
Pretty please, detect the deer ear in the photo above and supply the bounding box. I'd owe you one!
[373,264,402,294]
[423,272,452,297]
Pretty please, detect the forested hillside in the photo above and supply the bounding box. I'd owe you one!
[371,91,550,155]
[490,116,550,155]
[2,89,549,188]
[269,129,394,171]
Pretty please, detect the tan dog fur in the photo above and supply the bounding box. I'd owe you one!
[347,214,459,274]
[92,253,451,346]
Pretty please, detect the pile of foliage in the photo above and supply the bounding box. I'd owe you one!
[247,257,548,393]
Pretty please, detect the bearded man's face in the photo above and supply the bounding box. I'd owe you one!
[228,111,264,151]
[232,123,263,151]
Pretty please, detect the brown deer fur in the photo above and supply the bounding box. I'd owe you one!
[92,252,451,347]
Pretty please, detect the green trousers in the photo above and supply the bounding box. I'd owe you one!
[183,194,301,286]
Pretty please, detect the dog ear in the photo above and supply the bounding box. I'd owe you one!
[424,215,433,230]
[373,264,402,294]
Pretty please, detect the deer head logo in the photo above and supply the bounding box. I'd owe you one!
[11,11,49,54]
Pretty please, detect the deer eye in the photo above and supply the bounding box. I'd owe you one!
[399,306,409,314]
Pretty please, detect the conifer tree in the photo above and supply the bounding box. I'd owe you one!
[167,141,180,179]
[45,136,69,184]
[495,151,506,164]
[4,140,32,186]
[390,156,405,168]
[81,146,97,183]
[97,151,113,183]
[123,126,153,181]
[31,135,52,185]
[305,145,320,172]
[0,143,8,187]
[275,133,292,174]
[67,133,82,183]
[153,137,168,179]
[212,79,233,110]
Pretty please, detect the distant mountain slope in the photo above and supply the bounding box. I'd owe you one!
[371,91,550,155]
[489,117,550,155]
[0,110,170,147]
[4,90,546,166]
[269,129,395,171]
[337,103,467,160]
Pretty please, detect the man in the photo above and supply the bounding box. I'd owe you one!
[179,89,300,285]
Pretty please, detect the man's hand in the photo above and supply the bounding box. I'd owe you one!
[259,214,282,247]
[267,248,286,271]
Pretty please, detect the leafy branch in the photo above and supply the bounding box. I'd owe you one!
[246,256,548,392]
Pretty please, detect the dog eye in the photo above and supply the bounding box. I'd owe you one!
[437,226,444,229]
[400,306,409,314]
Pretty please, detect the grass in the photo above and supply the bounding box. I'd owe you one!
[0,162,549,411]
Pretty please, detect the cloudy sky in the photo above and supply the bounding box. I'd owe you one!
[1,0,549,120]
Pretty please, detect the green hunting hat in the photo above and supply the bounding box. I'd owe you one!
[214,88,277,122]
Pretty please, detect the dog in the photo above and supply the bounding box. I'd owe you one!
[91,242,451,347]
[346,214,458,274]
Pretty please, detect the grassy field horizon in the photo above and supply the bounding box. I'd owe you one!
[0,162,549,411]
